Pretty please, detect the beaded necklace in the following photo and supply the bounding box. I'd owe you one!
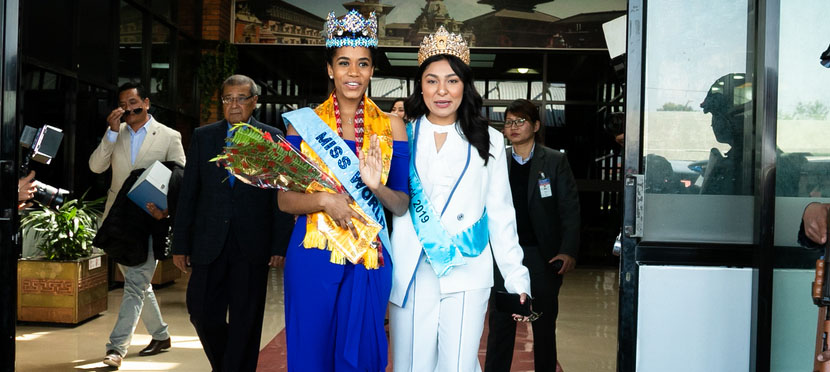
[332,92,365,152]
[331,92,384,266]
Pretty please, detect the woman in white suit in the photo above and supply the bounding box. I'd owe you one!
[388,26,532,372]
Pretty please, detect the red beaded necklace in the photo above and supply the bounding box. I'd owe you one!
[331,92,384,266]
[332,92,365,152]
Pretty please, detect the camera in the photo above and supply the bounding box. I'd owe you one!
[20,125,69,208]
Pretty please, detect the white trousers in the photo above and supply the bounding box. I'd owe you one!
[389,255,491,372]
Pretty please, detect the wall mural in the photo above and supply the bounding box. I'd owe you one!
[232,0,625,49]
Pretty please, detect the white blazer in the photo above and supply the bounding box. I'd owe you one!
[89,117,186,219]
[389,119,531,307]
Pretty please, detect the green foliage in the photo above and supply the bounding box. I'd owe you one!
[20,196,105,261]
[656,101,694,112]
[779,100,829,120]
[197,41,238,122]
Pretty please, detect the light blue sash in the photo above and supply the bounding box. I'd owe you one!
[282,108,390,253]
[408,118,489,277]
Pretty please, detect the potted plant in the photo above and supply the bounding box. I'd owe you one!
[18,196,109,324]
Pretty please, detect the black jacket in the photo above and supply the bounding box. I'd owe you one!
[93,161,184,266]
[507,145,581,266]
[171,119,293,265]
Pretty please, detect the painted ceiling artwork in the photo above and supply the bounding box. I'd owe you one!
[232,0,625,49]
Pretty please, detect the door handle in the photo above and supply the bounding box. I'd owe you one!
[624,174,644,238]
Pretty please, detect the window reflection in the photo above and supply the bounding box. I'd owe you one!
[369,77,408,98]
[474,81,486,97]
[119,1,142,85]
[78,0,113,80]
[532,82,567,127]
[642,0,755,243]
[22,0,73,70]
[177,35,199,117]
[644,72,754,196]
[152,0,172,20]
[484,80,528,101]
[698,73,752,195]
[151,21,172,104]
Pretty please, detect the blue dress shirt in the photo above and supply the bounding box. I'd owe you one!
[106,115,152,165]
[511,142,536,165]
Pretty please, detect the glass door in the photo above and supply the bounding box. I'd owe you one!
[619,0,761,371]
[640,1,757,243]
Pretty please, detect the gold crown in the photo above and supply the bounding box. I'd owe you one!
[418,25,470,66]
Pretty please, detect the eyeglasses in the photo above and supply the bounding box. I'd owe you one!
[504,118,528,129]
[221,95,255,105]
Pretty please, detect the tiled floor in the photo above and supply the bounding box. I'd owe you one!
[15,267,617,371]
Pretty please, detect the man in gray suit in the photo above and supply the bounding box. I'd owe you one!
[485,99,580,372]
[90,82,186,368]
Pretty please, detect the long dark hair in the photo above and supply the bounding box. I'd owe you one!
[405,54,491,164]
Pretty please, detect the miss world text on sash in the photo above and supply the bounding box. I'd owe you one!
[282,108,391,252]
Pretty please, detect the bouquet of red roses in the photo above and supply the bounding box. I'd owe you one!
[210,123,381,267]
[211,123,344,193]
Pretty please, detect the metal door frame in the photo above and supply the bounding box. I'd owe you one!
[617,0,779,370]
[0,0,19,371]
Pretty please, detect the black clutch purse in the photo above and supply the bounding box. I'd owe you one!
[494,291,533,316]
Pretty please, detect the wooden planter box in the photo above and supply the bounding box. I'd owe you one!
[18,253,109,324]
[112,257,181,285]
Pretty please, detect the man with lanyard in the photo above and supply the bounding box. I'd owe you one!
[90,82,185,368]
[484,99,580,372]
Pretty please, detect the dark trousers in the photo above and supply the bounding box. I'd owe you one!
[186,233,269,372]
[484,248,563,372]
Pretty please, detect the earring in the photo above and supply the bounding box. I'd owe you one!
[329,75,333,79]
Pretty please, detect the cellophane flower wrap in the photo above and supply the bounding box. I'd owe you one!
[210,123,381,266]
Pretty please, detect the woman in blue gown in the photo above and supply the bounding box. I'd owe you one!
[277,10,410,372]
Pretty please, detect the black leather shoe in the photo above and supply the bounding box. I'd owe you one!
[138,338,171,356]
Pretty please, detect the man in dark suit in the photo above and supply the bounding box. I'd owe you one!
[172,74,292,372]
[485,100,580,372]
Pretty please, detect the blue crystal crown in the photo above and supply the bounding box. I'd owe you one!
[325,9,378,48]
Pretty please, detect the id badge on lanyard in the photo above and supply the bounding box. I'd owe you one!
[538,172,552,198]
